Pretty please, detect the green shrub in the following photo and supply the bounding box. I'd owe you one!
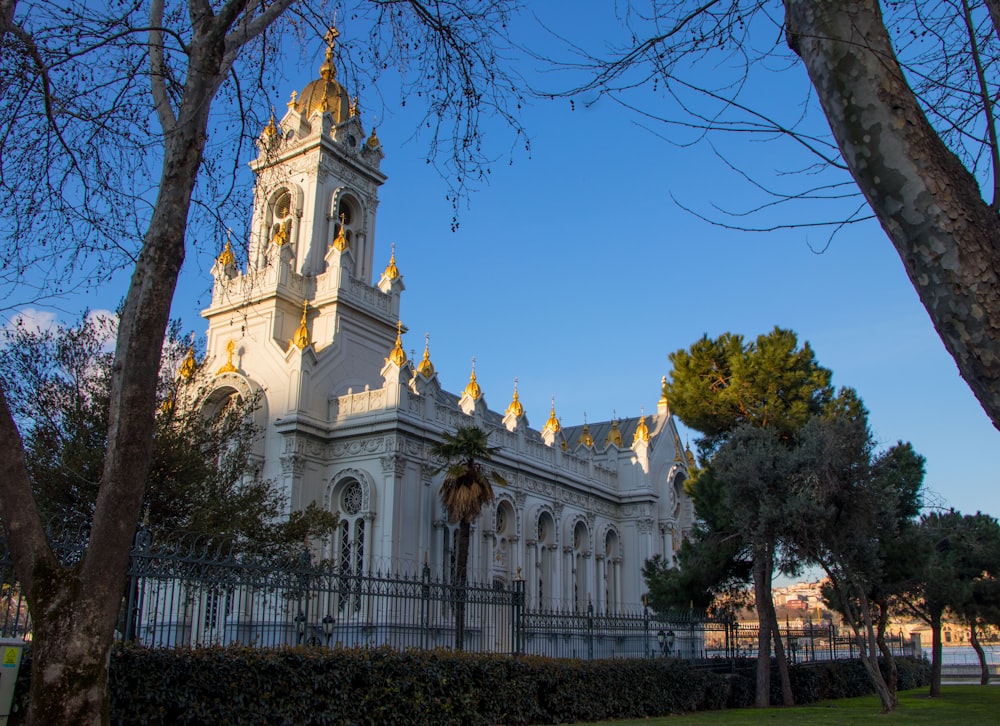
[8,646,932,724]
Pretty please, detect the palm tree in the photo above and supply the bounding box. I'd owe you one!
[431,425,506,650]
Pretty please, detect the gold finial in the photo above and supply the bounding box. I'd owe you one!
[606,418,623,448]
[633,407,650,444]
[464,357,482,400]
[216,229,236,267]
[159,392,174,415]
[543,396,561,434]
[416,333,434,377]
[291,301,310,350]
[320,25,340,80]
[262,107,278,138]
[179,346,197,380]
[287,89,298,109]
[578,414,594,448]
[660,376,669,406]
[216,340,238,375]
[383,243,400,280]
[686,438,696,469]
[349,96,359,117]
[388,321,407,366]
[366,116,381,149]
[332,212,348,251]
[506,377,524,417]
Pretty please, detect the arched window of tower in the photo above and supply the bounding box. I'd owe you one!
[269,189,293,247]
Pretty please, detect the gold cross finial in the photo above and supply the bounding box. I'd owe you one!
[324,25,340,49]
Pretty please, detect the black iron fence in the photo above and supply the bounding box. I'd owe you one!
[0,529,915,662]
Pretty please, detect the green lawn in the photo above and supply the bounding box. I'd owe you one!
[579,686,1000,725]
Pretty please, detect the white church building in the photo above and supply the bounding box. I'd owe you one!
[182,37,695,614]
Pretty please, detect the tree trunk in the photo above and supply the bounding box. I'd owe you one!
[930,611,943,697]
[752,547,772,707]
[453,520,471,651]
[785,0,1000,432]
[875,603,898,707]
[24,568,116,726]
[970,620,990,686]
[768,607,794,706]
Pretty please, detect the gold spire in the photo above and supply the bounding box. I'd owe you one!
[606,419,623,448]
[505,377,524,417]
[367,116,381,149]
[388,321,407,366]
[216,230,235,267]
[578,416,594,448]
[320,25,340,80]
[216,340,238,375]
[179,346,197,380]
[633,409,650,444]
[332,212,348,251]
[660,376,669,406]
[287,89,298,109]
[349,96,359,117]
[416,333,434,377]
[463,357,482,400]
[262,107,277,139]
[291,301,310,350]
[383,243,400,280]
[543,397,561,434]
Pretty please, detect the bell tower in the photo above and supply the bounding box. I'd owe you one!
[203,26,403,414]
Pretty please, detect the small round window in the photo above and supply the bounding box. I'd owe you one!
[341,481,363,515]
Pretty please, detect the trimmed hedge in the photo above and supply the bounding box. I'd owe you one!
[11,646,931,724]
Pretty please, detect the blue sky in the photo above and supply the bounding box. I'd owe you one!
[8,3,999,521]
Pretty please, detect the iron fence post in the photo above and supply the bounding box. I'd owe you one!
[513,576,524,656]
[587,598,594,660]
[421,561,430,651]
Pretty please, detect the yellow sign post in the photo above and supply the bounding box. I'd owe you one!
[0,639,25,726]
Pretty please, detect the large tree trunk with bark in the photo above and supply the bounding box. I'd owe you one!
[785,0,1000,431]
[0,8,244,722]
[752,545,773,707]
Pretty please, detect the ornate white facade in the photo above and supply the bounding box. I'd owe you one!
[189,42,695,611]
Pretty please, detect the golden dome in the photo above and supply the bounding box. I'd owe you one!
[543,398,560,434]
[388,321,407,366]
[506,379,524,417]
[578,422,594,448]
[383,244,400,280]
[464,359,482,400]
[606,419,623,448]
[292,301,310,350]
[179,347,197,380]
[416,334,434,377]
[295,29,351,123]
[633,414,650,445]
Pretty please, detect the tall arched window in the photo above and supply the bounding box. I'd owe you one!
[605,529,621,613]
[335,479,366,613]
[572,520,589,612]
[536,512,556,609]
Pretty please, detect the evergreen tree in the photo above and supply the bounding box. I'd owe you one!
[0,313,338,556]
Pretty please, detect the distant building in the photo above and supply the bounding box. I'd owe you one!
[179,33,694,613]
